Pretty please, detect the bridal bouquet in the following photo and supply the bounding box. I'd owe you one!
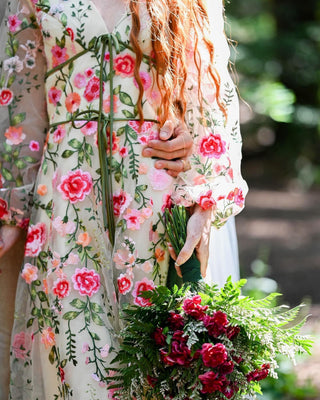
[107,206,312,399]
[108,281,312,399]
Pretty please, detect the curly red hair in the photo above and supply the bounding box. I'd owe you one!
[129,0,226,125]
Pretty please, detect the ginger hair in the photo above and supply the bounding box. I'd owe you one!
[128,0,226,125]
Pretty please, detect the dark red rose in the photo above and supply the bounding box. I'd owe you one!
[160,331,192,366]
[153,328,166,347]
[168,312,184,330]
[201,343,228,368]
[226,325,241,340]
[247,363,270,382]
[203,311,229,337]
[198,371,224,394]
[221,381,238,399]
[219,360,234,375]
[147,375,157,388]
[231,353,243,364]
[182,295,208,320]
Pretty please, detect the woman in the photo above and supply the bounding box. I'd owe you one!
[0,0,247,398]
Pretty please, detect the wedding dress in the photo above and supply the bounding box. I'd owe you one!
[0,0,247,398]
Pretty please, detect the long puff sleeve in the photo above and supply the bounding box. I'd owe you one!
[0,0,47,228]
[175,0,248,228]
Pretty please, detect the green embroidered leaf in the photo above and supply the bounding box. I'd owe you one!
[42,158,48,174]
[63,311,81,320]
[85,143,94,155]
[37,291,48,302]
[14,159,27,169]
[1,168,14,181]
[24,156,38,163]
[122,109,135,119]
[62,149,75,158]
[68,139,82,149]
[31,307,41,317]
[92,313,104,326]
[113,85,121,95]
[126,125,138,140]
[117,126,126,136]
[48,347,55,364]
[91,332,101,340]
[70,298,86,309]
[119,92,134,107]
[11,112,26,126]
[60,13,68,27]
[27,318,34,328]
[91,302,104,314]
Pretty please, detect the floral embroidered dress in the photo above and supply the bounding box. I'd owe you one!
[0,0,248,398]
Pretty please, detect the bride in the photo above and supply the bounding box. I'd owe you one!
[0,0,247,398]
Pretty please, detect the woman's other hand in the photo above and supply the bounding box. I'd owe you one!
[0,225,23,259]
[141,120,193,177]
[167,205,212,279]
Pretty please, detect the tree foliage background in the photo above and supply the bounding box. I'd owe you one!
[226,0,320,189]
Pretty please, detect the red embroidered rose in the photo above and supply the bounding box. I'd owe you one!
[132,277,155,307]
[114,53,135,77]
[84,76,104,102]
[201,343,228,368]
[117,273,133,295]
[53,278,71,299]
[66,27,74,41]
[0,88,14,106]
[0,198,9,219]
[113,189,132,216]
[25,222,47,257]
[48,87,62,106]
[59,366,65,383]
[72,267,100,297]
[199,371,224,394]
[198,190,216,210]
[199,132,226,159]
[247,363,270,382]
[58,169,92,203]
[203,310,229,337]
[182,295,208,320]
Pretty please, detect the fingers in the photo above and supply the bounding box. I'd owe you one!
[175,231,201,267]
[142,146,188,161]
[159,120,175,140]
[0,225,22,259]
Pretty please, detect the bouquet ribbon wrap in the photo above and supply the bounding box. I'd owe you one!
[166,256,202,289]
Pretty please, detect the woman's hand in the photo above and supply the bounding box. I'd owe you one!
[0,225,23,258]
[142,120,193,177]
[168,205,213,278]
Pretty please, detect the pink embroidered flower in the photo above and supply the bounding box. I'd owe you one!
[48,87,62,106]
[52,216,76,236]
[100,343,110,358]
[114,53,135,77]
[73,73,87,88]
[113,189,132,216]
[4,126,26,145]
[84,76,103,102]
[7,15,22,33]
[64,252,80,266]
[57,169,93,203]
[0,199,9,219]
[140,261,153,273]
[117,273,133,295]
[198,190,216,210]
[104,52,110,62]
[132,278,155,307]
[53,278,71,299]
[51,45,69,67]
[72,267,100,297]
[128,120,153,134]
[29,140,40,152]
[52,125,66,143]
[85,68,94,78]
[80,120,97,136]
[113,248,136,269]
[133,71,152,91]
[0,88,14,106]
[148,167,173,191]
[12,331,31,360]
[25,222,47,257]
[161,193,173,213]
[227,187,245,207]
[124,208,143,230]
[21,263,38,284]
[103,95,119,113]
[141,207,153,219]
[193,175,208,185]
[76,232,91,247]
[199,132,226,159]
[138,162,148,174]
[65,92,81,113]
[119,146,128,158]
[106,129,120,154]
[41,327,56,349]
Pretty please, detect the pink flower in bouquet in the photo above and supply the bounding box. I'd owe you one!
[167,312,184,330]
[247,363,270,382]
[152,327,166,347]
[201,343,228,368]
[203,310,229,337]
[182,295,208,320]
[160,331,192,366]
[199,371,224,394]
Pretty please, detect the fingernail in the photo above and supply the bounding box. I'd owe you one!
[155,161,163,169]
[160,131,170,140]
[143,149,151,156]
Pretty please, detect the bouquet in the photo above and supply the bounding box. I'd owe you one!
[107,205,312,399]
[108,282,312,399]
